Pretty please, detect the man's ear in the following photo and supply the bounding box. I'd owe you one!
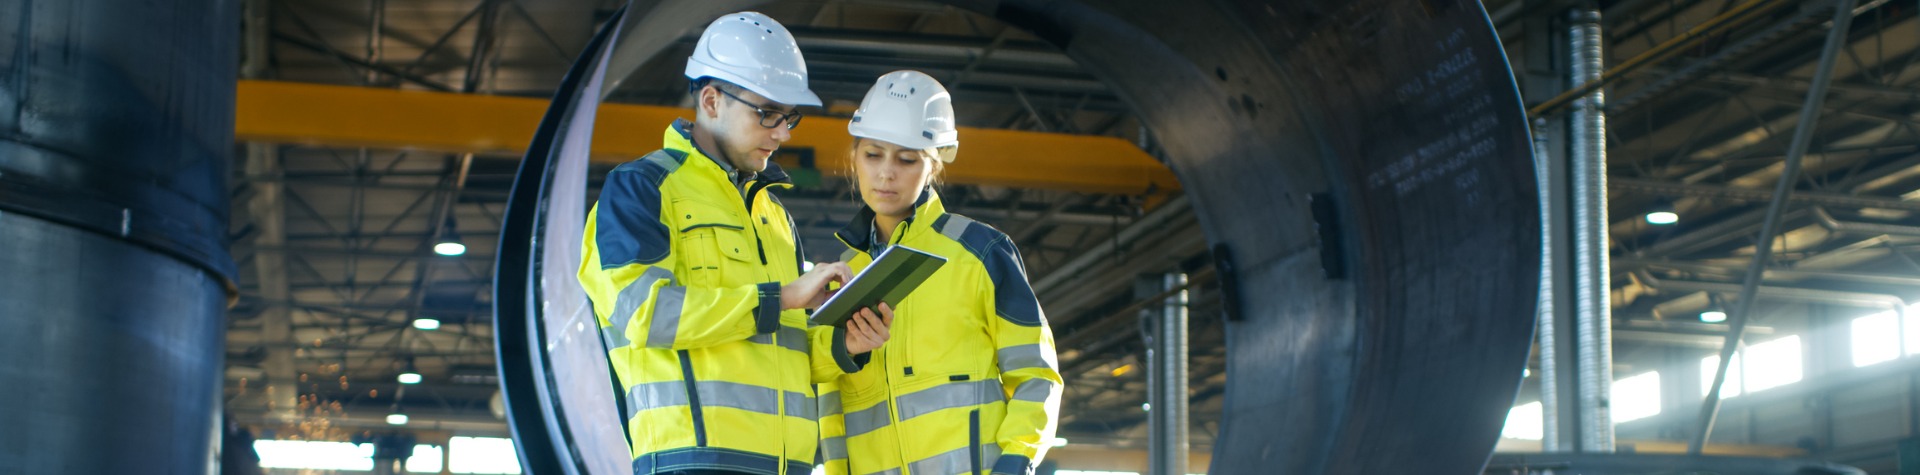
[698,86,721,120]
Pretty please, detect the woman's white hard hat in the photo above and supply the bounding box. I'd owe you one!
[849,70,960,162]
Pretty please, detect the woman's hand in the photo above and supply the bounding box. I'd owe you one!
[845,302,894,354]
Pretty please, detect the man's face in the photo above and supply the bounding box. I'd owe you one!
[703,85,798,172]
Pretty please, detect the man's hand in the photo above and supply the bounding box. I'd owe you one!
[845,302,894,354]
[781,262,851,310]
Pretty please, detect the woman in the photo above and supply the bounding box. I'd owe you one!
[817,70,1064,475]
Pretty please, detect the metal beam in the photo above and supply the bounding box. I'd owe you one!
[272,33,454,92]
[1611,178,1920,212]
[1529,0,1794,117]
[781,195,1130,227]
[786,26,1078,70]
[234,80,1178,194]
[1691,0,1857,453]
[463,0,500,93]
[1606,0,1842,114]
[1699,71,1920,102]
[1618,258,1920,287]
[1031,196,1192,297]
[1812,206,1920,237]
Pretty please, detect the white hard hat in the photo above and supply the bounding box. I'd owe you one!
[685,12,822,107]
[849,70,960,162]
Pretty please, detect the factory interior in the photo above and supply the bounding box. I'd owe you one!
[8,0,1920,474]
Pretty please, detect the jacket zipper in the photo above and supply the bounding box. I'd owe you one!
[890,221,915,373]
[877,220,921,473]
[969,409,983,475]
[745,179,789,475]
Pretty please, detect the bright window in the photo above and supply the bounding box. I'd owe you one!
[253,440,451,473]
[1611,371,1661,423]
[1700,352,1744,398]
[1907,310,1920,358]
[407,444,443,473]
[449,436,523,474]
[1501,401,1543,440]
[1701,335,1801,398]
[253,440,372,471]
[1853,311,1901,367]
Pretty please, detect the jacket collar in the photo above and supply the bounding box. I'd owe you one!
[666,118,792,191]
[835,188,943,253]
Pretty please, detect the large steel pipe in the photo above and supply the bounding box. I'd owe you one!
[0,0,238,472]
[499,1,1540,474]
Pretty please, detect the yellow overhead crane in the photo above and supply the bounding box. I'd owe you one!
[235,80,1179,195]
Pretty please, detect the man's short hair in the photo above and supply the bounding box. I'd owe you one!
[688,77,743,97]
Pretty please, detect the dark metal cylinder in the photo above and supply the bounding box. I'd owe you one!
[0,0,238,472]
[510,1,1542,474]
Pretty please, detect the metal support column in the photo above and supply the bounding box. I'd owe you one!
[1567,3,1615,453]
[1689,0,1858,454]
[1528,3,1613,452]
[243,0,298,420]
[1147,272,1190,475]
[1523,7,1577,451]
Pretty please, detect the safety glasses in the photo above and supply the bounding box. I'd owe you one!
[716,87,803,130]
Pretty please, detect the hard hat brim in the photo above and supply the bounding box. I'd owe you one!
[685,61,823,108]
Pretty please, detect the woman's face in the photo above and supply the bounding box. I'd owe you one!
[852,138,939,221]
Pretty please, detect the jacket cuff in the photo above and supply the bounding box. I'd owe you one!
[991,454,1033,475]
[755,282,782,334]
[831,326,871,373]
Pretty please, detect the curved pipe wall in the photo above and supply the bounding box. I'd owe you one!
[497,1,1540,474]
[0,0,237,472]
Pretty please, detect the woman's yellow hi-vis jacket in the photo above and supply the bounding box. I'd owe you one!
[579,120,868,475]
[820,189,1064,475]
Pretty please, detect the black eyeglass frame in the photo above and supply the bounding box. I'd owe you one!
[714,87,803,130]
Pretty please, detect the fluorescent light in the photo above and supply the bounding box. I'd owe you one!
[1047,437,1070,447]
[397,372,422,385]
[386,413,409,425]
[1645,211,1679,225]
[433,241,467,256]
[413,318,441,331]
[1700,310,1727,323]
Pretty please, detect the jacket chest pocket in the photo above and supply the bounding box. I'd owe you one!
[902,286,992,375]
[674,199,758,287]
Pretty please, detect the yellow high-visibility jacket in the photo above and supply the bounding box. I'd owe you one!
[819,189,1064,475]
[579,119,867,475]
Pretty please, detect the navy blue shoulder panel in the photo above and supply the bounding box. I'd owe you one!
[933,214,1045,327]
[596,150,685,269]
[764,190,809,274]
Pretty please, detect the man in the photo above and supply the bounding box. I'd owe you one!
[578,12,893,475]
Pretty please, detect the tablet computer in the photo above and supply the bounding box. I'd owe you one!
[809,245,947,327]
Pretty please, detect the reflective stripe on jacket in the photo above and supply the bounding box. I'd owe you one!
[580,119,864,475]
[819,189,1064,475]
